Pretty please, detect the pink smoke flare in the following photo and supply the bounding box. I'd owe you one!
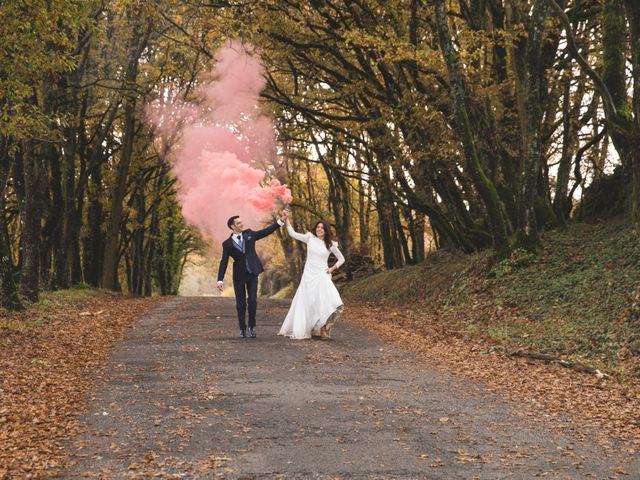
[146,41,292,241]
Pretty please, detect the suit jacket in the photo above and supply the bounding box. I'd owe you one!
[217,222,282,284]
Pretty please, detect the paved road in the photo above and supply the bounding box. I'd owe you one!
[62,297,637,479]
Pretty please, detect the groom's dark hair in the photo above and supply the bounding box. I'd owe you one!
[227,216,240,229]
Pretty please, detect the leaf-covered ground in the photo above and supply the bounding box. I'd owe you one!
[0,289,159,479]
[343,306,640,446]
[342,218,640,445]
[2,291,637,479]
[63,297,638,479]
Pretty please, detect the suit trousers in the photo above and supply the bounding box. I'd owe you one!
[233,274,259,329]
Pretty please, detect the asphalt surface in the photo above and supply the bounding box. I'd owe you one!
[61,297,638,479]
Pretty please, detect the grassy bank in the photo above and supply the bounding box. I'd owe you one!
[343,218,640,382]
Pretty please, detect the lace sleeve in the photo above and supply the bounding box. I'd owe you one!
[330,241,345,269]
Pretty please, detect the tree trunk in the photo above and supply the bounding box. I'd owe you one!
[129,187,146,295]
[81,105,119,287]
[394,207,411,265]
[624,0,640,226]
[507,0,554,251]
[143,197,160,296]
[376,180,403,269]
[42,143,62,289]
[52,140,76,289]
[553,76,574,224]
[408,211,425,263]
[358,177,369,254]
[323,162,351,256]
[600,0,637,221]
[19,142,43,302]
[0,207,21,310]
[101,21,150,290]
[434,0,511,259]
[69,196,84,285]
[0,139,22,310]
[52,77,82,289]
[83,163,104,287]
[101,99,136,291]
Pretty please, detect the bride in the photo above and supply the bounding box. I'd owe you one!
[278,215,345,340]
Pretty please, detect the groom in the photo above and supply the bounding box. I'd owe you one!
[217,210,288,338]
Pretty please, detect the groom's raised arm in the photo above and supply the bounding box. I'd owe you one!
[254,219,284,241]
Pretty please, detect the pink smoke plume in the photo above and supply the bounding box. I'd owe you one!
[146,41,293,241]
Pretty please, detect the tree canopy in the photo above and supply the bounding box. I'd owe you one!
[0,0,638,308]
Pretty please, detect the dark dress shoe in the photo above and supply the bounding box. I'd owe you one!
[249,327,256,338]
[240,329,247,338]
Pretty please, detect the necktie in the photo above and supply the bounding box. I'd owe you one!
[239,235,251,273]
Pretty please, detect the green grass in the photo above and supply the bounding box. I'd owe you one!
[38,286,116,305]
[342,249,482,305]
[270,284,294,300]
[343,218,640,380]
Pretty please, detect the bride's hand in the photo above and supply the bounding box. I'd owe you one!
[325,267,333,274]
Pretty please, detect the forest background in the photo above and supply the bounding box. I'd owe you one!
[1,0,640,379]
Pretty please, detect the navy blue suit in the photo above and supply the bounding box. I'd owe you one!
[217,222,282,330]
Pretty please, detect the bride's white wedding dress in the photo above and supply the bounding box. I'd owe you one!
[278,223,345,339]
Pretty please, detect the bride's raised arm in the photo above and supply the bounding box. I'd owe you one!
[286,218,311,243]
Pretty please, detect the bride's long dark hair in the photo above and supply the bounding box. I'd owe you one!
[312,221,333,250]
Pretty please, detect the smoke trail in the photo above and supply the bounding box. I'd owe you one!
[147,41,292,241]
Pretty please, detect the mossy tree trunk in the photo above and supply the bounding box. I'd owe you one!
[434,0,512,259]
[599,0,640,227]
